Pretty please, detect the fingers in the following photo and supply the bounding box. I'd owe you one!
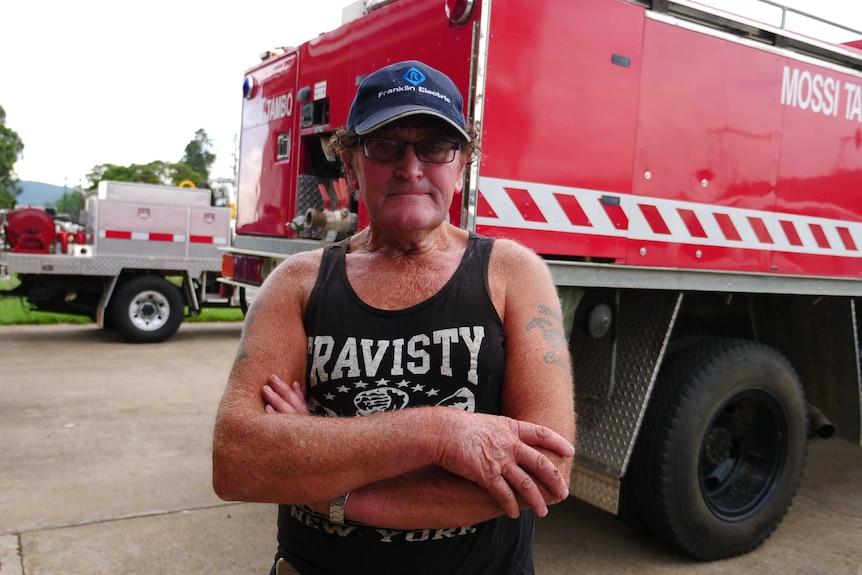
[514,441,570,502]
[509,421,573,503]
[262,375,309,414]
[482,448,561,518]
[485,473,520,519]
[503,463,550,518]
[517,421,575,458]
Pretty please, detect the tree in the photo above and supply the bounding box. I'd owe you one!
[84,130,214,190]
[56,190,84,216]
[170,163,202,187]
[181,129,215,182]
[87,161,172,189]
[87,161,203,190]
[0,105,25,209]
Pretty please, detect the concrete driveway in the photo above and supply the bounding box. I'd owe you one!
[1,323,860,574]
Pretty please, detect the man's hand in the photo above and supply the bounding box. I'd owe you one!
[435,411,574,519]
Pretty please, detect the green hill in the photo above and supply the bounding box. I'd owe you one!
[16,181,69,207]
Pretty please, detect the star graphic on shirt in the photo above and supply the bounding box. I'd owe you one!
[375,378,390,386]
[324,392,335,401]
[426,389,440,397]
[354,380,369,389]
[394,379,410,388]
[412,384,425,392]
[337,385,350,393]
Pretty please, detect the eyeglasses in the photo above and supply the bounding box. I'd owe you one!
[359,137,461,164]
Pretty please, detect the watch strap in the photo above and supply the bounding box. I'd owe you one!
[329,491,350,525]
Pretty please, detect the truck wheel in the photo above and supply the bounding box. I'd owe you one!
[629,338,807,560]
[108,275,184,343]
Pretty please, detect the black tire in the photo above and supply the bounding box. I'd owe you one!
[629,338,808,560]
[107,275,184,343]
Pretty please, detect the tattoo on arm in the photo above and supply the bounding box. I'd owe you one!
[538,304,563,324]
[525,305,569,369]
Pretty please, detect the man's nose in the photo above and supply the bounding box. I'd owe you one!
[395,144,423,178]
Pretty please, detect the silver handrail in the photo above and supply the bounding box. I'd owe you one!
[756,0,862,38]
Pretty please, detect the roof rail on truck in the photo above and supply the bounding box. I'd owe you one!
[642,0,862,71]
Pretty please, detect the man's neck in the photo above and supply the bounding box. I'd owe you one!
[354,223,457,260]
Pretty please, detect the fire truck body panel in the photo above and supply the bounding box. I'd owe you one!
[221,0,862,560]
[475,0,862,278]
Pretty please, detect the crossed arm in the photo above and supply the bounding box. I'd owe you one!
[211,242,575,529]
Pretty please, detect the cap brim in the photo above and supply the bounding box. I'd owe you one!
[353,105,470,141]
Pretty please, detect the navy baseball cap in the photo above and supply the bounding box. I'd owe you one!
[347,60,469,140]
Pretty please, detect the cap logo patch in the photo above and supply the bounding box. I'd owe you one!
[402,67,427,86]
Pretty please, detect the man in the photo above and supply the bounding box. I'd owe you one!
[212,60,575,574]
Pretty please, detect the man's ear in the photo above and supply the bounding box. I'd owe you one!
[341,151,360,191]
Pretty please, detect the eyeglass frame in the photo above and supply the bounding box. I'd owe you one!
[358,136,462,164]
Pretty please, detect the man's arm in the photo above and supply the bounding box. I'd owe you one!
[211,250,573,524]
[494,239,576,480]
[262,375,571,529]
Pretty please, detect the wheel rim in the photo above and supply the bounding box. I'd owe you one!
[699,389,787,521]
[127,289,171,332]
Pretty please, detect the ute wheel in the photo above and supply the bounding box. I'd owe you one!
[108,275,184,343]
[628,338,808,560]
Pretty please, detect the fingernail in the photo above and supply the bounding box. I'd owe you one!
[263,384,272,393]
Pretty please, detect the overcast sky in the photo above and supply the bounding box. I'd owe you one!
[2,0,860,188]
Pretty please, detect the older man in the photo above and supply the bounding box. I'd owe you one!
[212,60,575,575]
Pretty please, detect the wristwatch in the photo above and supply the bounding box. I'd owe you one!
[329,492,350,525]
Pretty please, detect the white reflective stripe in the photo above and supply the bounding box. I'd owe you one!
[478,176,862,257]
[478,177,628,237]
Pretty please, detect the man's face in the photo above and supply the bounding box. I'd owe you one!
[344,117,467,238]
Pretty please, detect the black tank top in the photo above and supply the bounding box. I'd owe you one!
[275,233,535,575]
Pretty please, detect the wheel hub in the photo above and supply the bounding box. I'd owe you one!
[700,391,787,521]
[138,301,158,320]
[128,289,171,332]
[704,428,732,465]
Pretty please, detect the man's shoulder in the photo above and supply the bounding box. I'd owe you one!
[268,248,326,288]
[485,237,553,299]
[486,236,543,265]
[282,247,326,269]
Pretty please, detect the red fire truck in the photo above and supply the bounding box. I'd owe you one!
[218,0,862,560]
